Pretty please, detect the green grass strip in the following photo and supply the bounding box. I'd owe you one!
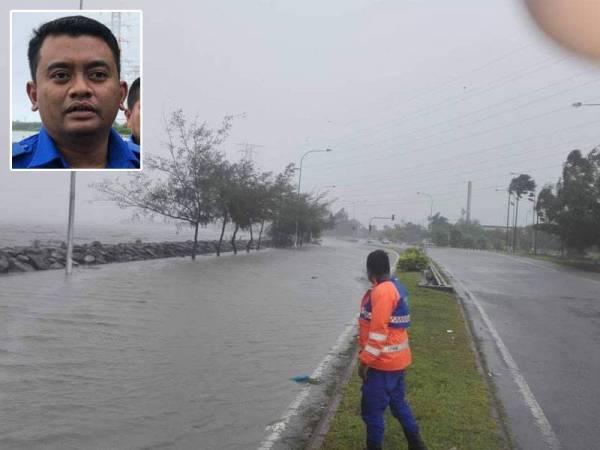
[321,272,506,450]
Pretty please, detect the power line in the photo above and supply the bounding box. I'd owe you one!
[322,54,571,152]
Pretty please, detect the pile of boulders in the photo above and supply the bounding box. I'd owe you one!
[0,239,271,274]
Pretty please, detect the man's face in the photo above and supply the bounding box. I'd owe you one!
[125,99,140,144]
[27,34,127,142]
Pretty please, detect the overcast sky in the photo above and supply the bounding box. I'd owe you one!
[2,0,599,233]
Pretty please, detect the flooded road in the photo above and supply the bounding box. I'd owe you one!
[0,240,369,450]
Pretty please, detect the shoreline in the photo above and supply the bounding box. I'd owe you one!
[0,238,273,275]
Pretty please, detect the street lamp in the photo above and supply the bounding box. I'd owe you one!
[496,187,512,252]
[313,185,336,196]
[416,192,434,222]
[572,102,600,107]
[527,192,538,255]
[295,148,332,248]
[338,200,367,239]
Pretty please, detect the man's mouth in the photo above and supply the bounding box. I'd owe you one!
[65,103,98,116]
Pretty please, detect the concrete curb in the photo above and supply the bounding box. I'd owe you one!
[305,342,359,450]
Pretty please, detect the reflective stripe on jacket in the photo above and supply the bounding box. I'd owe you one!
[358,276,412,371]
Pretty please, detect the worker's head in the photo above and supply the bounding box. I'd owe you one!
[366,250,390,284]
[125,77,140,144]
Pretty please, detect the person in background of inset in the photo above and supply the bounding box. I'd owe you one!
[12,15,139,169]
[124,76,140,158]
[358,250,428,450]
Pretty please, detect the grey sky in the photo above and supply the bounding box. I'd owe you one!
[2,0,599,232]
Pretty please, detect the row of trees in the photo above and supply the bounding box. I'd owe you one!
[95,110,333,259]
[537,148,600,255]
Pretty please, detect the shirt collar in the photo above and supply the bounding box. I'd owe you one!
[29,127,138,169]
[29,127,70,168]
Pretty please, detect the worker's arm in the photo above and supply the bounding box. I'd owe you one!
[359,282,398,366]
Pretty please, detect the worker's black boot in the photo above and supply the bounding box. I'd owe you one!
[403,430,428,450]
[364,440,382,450]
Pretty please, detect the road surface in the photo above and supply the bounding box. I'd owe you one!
[429,248,600,450]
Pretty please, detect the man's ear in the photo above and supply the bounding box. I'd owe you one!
[119,80,128,111]
[26,81,39,111]
[124,108,132,127]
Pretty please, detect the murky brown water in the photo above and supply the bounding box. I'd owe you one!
[0,240,368,449]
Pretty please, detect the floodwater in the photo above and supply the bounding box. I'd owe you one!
[0,240,369,450]
[0,220,244,248]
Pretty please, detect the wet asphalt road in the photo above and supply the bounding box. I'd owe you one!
[428,248,600,450]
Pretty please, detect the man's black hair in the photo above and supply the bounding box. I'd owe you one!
[28,15,121,81]
[366,250,390,282]
[127,77,140,110]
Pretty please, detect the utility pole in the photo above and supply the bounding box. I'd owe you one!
[505,191,511,252]
[466,181,472,224]
[512,196,520,252]
[235,142,263,162]
[66,0,84,275]
[295,148,332,248]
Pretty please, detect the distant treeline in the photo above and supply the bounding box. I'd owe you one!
[12,121,41,131]
[12,121,129,134]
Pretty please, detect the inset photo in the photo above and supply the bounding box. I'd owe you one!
[10,10,142,170]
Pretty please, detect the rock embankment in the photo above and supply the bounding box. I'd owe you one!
[0,239,271,274]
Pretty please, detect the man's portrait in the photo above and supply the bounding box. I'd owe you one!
[11,11,142,170]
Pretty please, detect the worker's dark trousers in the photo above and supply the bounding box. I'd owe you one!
[361,368,420,448]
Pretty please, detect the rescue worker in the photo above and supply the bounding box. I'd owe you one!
[358,249,428,450]
[124,76,140,158]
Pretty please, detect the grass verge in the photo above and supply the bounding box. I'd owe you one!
[320,271,507,450]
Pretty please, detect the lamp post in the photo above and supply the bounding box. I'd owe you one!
[339,200,367,239]
[66,0,85,274]
[496,187,512,252]
[313,184,336,197]
[295,148,332,248]
[572,102,600,107]
[527,192,538,255]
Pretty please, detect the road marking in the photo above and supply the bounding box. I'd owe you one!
[257,249,400,450]
[491,252,560,273]
[441,264,562,450]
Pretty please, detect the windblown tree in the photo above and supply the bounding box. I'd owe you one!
[537,149,600,255]
[428,213,452,247]
[94,110,232,260]
[509,173,536,250]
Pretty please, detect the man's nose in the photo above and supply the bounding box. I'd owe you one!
[68,73,93,98]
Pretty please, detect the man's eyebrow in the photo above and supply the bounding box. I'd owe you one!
[85,60,112,70]
[45,62,72,72]
[44,60,112,72]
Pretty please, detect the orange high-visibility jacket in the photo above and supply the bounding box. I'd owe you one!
[358,278,412,371]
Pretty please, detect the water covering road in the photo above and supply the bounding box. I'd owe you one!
[429,248,600,450]
[0,240,369,450]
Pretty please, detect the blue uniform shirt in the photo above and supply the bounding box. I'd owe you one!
[125,135,140,161]
[12,127,140,169]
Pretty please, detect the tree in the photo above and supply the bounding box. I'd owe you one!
[428,213,451,247]
[537,149,600,255]
[509,174,537,251]
[94,110,232,260]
